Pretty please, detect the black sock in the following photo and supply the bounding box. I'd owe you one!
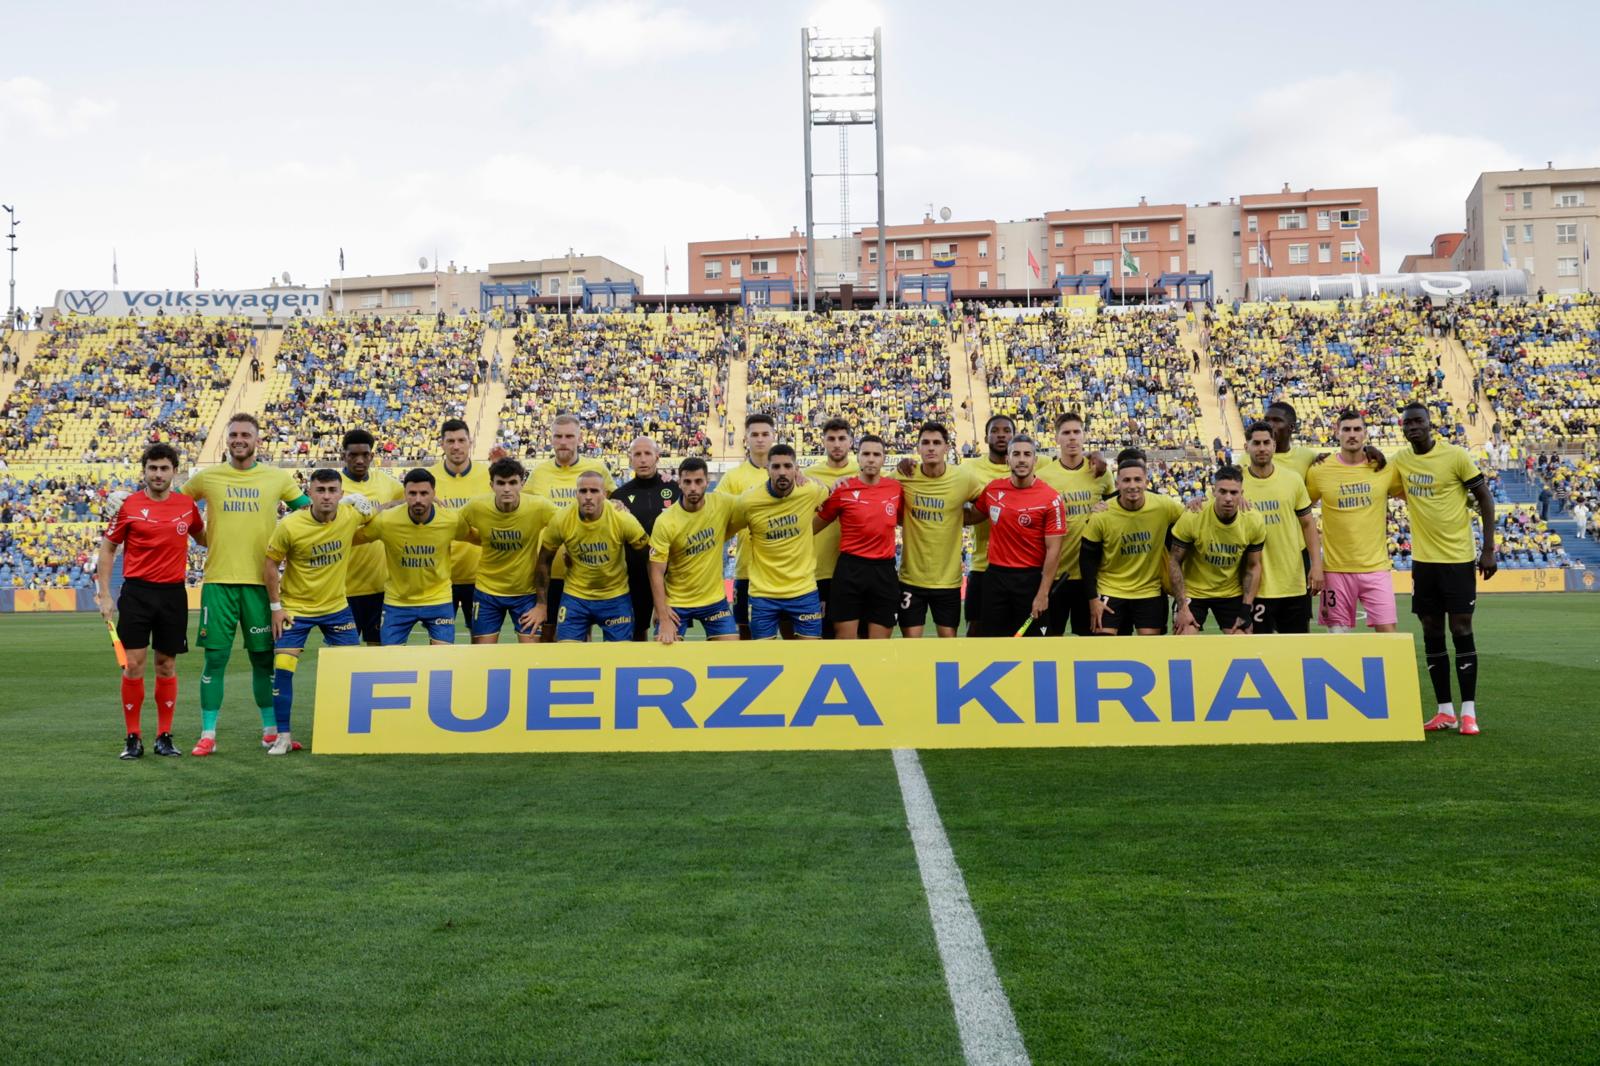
[1423,629,1452,706]
[1453,632,1478,704]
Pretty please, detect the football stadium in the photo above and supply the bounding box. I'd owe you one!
[4,6,1599,1064]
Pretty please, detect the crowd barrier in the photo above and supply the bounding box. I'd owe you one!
[310,635,1423,755]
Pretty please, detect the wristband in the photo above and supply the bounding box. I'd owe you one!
[270,602,283,611]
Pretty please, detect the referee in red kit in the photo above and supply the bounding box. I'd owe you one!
[813,434,903,639]
[973,436,1065,637]
[95,443,208,760]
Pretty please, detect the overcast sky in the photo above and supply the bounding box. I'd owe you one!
[3,0,1597,311]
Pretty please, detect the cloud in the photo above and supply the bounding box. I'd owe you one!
[1204,72,1522,267]
[523,2,742,64]
[0,76,116,139]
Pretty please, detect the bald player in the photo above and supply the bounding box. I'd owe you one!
[612,436,682,643]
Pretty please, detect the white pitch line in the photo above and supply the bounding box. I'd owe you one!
[893,747,1030,1066]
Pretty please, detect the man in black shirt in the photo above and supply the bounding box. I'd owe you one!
[612,436,683,642]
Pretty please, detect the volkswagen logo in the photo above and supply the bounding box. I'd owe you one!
[61,290,110,314]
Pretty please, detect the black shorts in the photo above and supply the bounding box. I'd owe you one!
[733,578,750,627]
[451,583,476,626]
[1185,596,1250,632]
[965,569,987,627]
[817,578,834,640]
[830,554,899,628]
[117,578,190,655]
[899,583,962,631]
[1047,576,1092,636]
[1411,561,1477,616]
[1100,595,1167,635]
[347,592,384,644]
[979,565,1045,637]
[627,564,653,643]
[1254,594,1311,634]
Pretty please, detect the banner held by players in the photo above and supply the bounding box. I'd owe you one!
[312,635,1423,754]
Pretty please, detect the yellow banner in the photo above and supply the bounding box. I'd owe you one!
[311,636,1422,755]
[1062,293,1101,317]
[1390,569,1566,594]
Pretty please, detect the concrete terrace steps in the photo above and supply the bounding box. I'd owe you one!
[1431,335,1490,448]
[465,325,507,459]
[200,327,280,463]
[947,333,987,453]
[1186,322,1241,448]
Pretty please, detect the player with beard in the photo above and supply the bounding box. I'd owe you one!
[1035,412,1113,635]
[716,412,777,640]
[526,413,614,641]
[339,429,403,645]
[803,417,860,638]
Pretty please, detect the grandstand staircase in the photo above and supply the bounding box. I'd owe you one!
[722,355,749,460]
[467,327,511,459]
[0,328,44,409]
[1432,336,1491,448]
[1185,324,1241,448]
[200,327,281,463]
[948,334,990,451]
[1498,468,1600,571]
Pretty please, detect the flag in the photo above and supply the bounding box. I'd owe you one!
[932,254,956,268]
[797,246,808,283]
[339,247,345,271]
[193,251,199,289]
[1255,238,1272,271]
[112,249,118,287]
[1121,244,1138,277]
[1584,238,1591,265]
[1501,236,1513,268]
[1354,234,1371,266]
[1027,248,1041,280]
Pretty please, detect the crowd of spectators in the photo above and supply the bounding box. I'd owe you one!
[1457,293,1599,447]
[743,311,954,454]
[499,312,723,464]
[1210,297,1457,448]
[0,315,248,463]
[260,314,486,462]
[973,308,1201,451]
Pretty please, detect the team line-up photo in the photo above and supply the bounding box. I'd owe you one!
[100,394,1493,761]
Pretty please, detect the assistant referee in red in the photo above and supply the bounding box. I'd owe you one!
[973,436,1065,636]
[813,434,903,639]
[95,443,208,760]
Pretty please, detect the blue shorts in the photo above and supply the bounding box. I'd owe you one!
[471,590,537,637]
[750,590,824,640]
[556,593,634,642]
[276,607,361,650]
[381,602,456,646]
[664,599,737,639]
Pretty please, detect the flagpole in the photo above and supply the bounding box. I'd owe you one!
[1585,223,1591,292]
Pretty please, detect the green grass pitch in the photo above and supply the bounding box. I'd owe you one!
[2,595,1597,1063]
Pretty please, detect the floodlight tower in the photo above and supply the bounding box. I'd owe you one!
[801,27,885,310]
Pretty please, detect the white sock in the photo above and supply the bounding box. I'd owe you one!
[1437,703,1456,718]
[1462,701,1477,719]
[1329,625,1354,634]
[201,729,217,740]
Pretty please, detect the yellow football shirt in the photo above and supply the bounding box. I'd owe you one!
[265,507,372,617]
[1082,493,1185,598]
[715,459,769,580]
[1391,442,1483,564]
[1036,456,1114,579]
[1306,458,1400,572]
[961,456,1013,572]
[428,460,492,584]
[896,465,986,589]
[1171,506,1267,599]
[1276,445,1319,479]
[526,458,614,579]
[183,463,306,585]
[733,480,828,599]
[649,493,741,608]
[456,494,557,598]
[803,458,860,580]
[1242,464,1314,598]
[359,505,460,607]
[540,504,649,601]
[340,469,403,597]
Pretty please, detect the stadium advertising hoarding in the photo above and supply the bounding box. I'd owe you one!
[1248,269,1527,302]
[54,287,325,320]
[312,636,1423,755]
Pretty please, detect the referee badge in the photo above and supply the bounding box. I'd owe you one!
[989,506,1002,523]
